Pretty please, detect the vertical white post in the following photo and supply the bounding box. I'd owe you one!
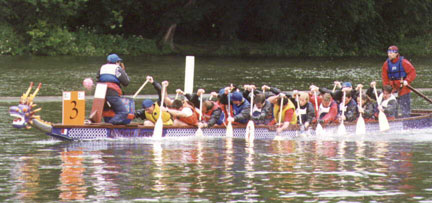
[184,56,195,94]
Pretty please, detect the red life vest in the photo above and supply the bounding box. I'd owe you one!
[202,101,220,122]
[177,102,199,126]
[105,82,123,96]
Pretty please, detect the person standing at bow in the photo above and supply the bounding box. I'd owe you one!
[97,54,130,124]
[382,45,416,117]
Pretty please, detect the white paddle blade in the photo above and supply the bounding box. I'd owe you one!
[245,120,255,140]
[356,115,366,135]
[195,127,203,137]
[316,123,324,136]
[153,118,163,138]
[337,122,346,136]
[378,111,390,131]
[226,122,233,137]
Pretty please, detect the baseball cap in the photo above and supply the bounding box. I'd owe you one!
[107,54,122,63]
[142,99,154,109]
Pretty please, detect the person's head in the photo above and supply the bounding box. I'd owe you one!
[142,99,155,113]
[230,91,243,105]
[382,85,393,100]
[343,91,352,105]
[342,82,353,91]
[298,92,309,106]
[277,96,289,107]
[387,45,399,60]
[254,94,266,109]
[107,54,122,64]
[202,100,214,113]
[322,93,332,107]
[170,99,183,110]
[356,94,369,106]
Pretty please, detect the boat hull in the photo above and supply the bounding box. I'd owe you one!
[49,112,432,141]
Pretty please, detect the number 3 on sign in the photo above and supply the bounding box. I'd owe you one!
[63,91,85,125]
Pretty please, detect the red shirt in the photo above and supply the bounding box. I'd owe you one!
[382,56,416,96]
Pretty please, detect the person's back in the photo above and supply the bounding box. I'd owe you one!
[97,54,130,125]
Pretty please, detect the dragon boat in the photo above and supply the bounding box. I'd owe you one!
[9,83,432,141]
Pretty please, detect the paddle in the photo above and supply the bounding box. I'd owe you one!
[226,91,233,137]
[332,81,338,92]
[356,87,366,135]
[273,95,284,140]
[195,93,204,137]
[337,90,347,136]
[406,84,432,104]
[153,83,167,138]
[245,89,255,140]
[373,85,390,132]
[314,91,324,135]
[132,79,149,99]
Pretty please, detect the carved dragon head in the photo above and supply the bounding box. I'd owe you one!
[9,82,43,129]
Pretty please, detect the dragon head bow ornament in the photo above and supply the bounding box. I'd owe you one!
[9,82,51,130]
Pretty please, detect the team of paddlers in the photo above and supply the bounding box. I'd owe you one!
[132,77,401,133]
[98,45,416,132]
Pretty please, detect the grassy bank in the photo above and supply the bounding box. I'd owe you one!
[1,24,431,57]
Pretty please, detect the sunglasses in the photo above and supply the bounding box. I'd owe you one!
[387,49,398,53]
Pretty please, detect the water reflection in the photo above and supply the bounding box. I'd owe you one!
[6,136,431,202]
[59,150,86,200]
[14,157,41,200]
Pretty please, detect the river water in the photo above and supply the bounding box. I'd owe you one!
[1,55,432,202]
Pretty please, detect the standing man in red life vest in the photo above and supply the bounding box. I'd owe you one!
[382,45,416,118]
[97,54,130,124]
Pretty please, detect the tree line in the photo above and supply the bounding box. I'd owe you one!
[0,0,431,56]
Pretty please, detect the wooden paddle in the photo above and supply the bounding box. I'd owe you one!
[337,90,347,136]
[273,96,284,140]
[226,91,233,137]
[373,85,390,131]
[153,83,167,138]
[406,84,432,104]
[245,90,255,140]
[195,93,204,137]
[132,79,149,99]
[356,87,366,135]
[314,91,324,135]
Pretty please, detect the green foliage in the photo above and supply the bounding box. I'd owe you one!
[1,0,432,56]
[0,24,26,55]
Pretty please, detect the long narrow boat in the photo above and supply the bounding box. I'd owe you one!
[9,84,432,141]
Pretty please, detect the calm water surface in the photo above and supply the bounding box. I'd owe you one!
[1,56,432,202]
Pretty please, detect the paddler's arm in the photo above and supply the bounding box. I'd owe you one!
[117,67,129,87]
[233,102,250,122]
[207,108,222,127]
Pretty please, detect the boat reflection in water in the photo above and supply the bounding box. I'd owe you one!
[8,133,424,202]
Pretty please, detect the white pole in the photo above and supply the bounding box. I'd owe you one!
[184,56,195,94]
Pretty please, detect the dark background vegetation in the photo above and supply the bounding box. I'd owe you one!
[1,0,431,56]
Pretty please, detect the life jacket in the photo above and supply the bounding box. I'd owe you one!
[177,102,199,126]
[296,105,307,124]
[318,103,331,118]
[232,99,250,124]
[378,93,397,108]
[144,103,173,125]
[387,56,407,81]
[252,101,273,125]
[99,64,123,95]
[273,99,297,125]
[202,101,225,125]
